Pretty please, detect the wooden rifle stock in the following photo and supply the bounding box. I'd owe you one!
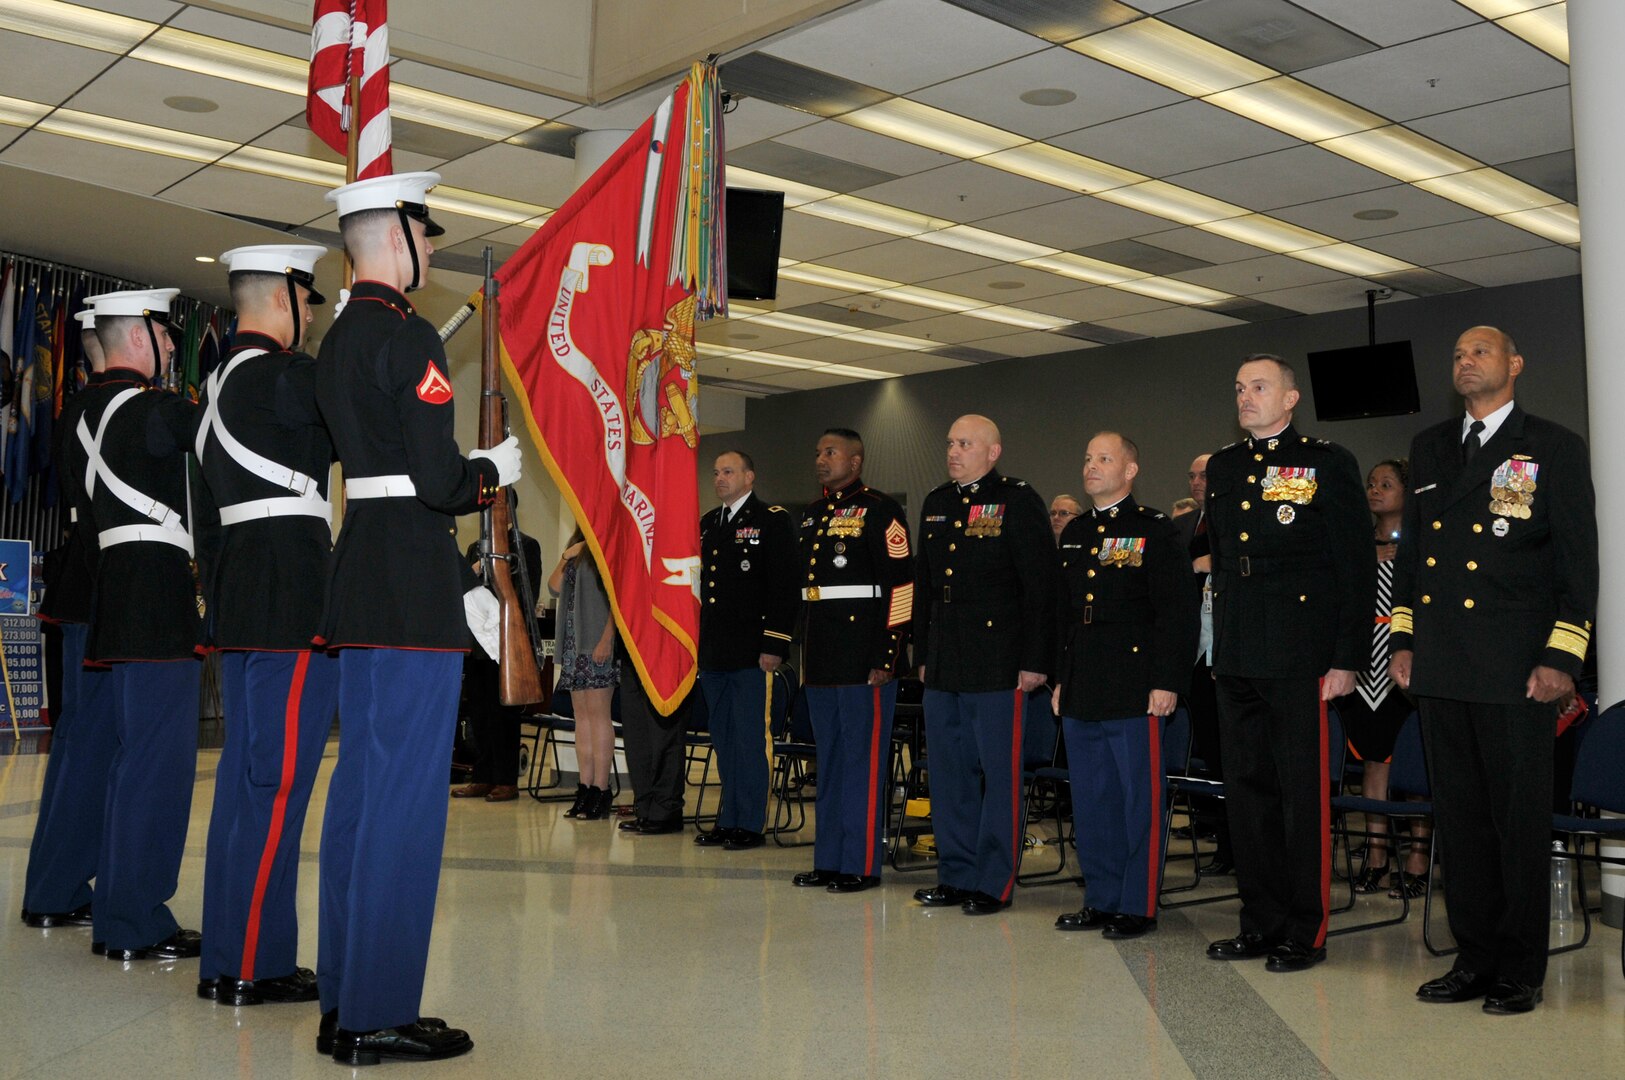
[478,248,545,705]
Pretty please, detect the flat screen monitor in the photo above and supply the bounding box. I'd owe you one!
[726,187,784,301]
[1306,340,1421,421]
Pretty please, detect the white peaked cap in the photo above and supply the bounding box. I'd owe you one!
[219,244,328,277]
[74,309,96,329]
[324,171,445,235]
[85,288,181,321]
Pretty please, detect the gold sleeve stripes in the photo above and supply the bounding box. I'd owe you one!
[1389,606,1413,635]
[763,630,791,642]
[1547,620,1591,661]
[888,583,913,628]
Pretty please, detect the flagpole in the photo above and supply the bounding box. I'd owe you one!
[342,68,360,290]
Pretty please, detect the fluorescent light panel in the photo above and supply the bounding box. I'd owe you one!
[698,343,893,381]
[1320,125,1483,182]
[1067,19,1273,97]
[1499,5,1570,63]
[775,262,1071,329]
[1205,77,1381,142]
[843,98,1025,157]
[981,142,1143,194]
[0,0,148,52]
[0,93,50,127]
[1497,203,1580,244]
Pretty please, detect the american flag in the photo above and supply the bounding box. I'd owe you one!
[306,0,393,181]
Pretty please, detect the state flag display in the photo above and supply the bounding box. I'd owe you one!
[490,62,727,714]
[307,0,393,180]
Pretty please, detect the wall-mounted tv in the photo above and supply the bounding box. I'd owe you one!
[1306,340,1421,421]
[726,187,784,302]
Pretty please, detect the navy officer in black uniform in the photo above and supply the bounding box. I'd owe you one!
[21,307,115,931]
[693,449,797,848]
[314,172,521,1065]
[1204,354,1373,972]
[791,428,912,894]
[1392,326,1597,1015]
[912,414,1055,915]
[195,244,334,1007]
[66,287,206,963]
[1053,432,1196,938]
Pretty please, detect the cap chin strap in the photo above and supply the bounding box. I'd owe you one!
[285,272,303,350]
[398,207,423,293]
[142,313,164,386]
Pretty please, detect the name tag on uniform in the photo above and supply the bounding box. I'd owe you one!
[925,515,947,523]
[1261,466,1317,504]
[966,504,1005,537]
[1098,536,1145,567]
[1413,483,1437,495]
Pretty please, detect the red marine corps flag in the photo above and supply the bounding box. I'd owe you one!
[494,63,726,715]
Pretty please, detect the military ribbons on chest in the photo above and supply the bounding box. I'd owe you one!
[966,503,1005,537]
[826,506,867,537]
[1490,459,1538,520]
[1097,536,1145,568]
[734,525,760,542]
[1260,466,1317,504]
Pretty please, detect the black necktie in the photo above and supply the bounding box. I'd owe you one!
[1462,419,1485,465]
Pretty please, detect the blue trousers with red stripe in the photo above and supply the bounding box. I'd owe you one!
[24,623,116,915]
[923,688,1026,902]
[93,660,202,951]
[201,650,339,982]
[318,649,462,1032]
[807,681,896,878]
[699,667,774,832]
[1064,714,1166,919]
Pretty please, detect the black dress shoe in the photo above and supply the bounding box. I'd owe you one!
[1264,940,1327,972]
[827,874,880,893]
[961,893,1010,915]
[318,1011,448,1056]
[634,817,685,836]
[914,884,973,907]
[105,928,202,961]
[793,868,838,887]
[1103,914,1158,940]
[695,828,735,846]
[92,941,106,956]
[1202,856,1236,876]
[723,830,765,850]
[1416,968,1497,1003]
[223,967,319,1006]
[1206,932,1275,960]
[618,817,647,832]
[24,902,94,929]
[198,977,222,1001]
[1482,978,1542,1014]
[331,1021,473,1066]
[1055,906,1112,931]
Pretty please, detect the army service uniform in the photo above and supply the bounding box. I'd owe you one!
[1390,404,1597,988]
[797,479,913,881]
[1205,425,1373,951]
[1056,498,1196,920]
[914,471,1055,907]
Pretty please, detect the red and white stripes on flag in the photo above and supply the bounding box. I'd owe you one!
[307,0,393,181]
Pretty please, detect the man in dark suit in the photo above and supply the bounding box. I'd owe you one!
[1391,326,1597,1015]
[1204,354,1374,973]
[691,450,797,846]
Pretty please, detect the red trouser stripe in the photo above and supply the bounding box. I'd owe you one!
[999,689,1024,902]
[1145,713,1163,917]
[239,651,310,980]
[863,685,883,876]
[1315,685,1331,949]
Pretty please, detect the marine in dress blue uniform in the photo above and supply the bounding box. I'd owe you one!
[790,429,912,894]
[911,415,1056,915]
[694,450,797,848]
[64,288,207,962]
[1203,355,1374,973]
[313,173,521,1065]
[1394,327,1598,1015]
[194,245,337,1007]
[1052,433,1196,939]
[21,309,114,930]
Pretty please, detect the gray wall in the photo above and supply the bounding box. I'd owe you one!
[701,275,1588,519]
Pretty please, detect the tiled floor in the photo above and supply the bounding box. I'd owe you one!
[2,737,1621,1079]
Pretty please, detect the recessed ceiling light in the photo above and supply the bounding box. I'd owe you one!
[1019,88,1076,106]
[194,255,215,263]
[164,95,218,114]
[1353,208,1399,221]
[987,280,1026,290]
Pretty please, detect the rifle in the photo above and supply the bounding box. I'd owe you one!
[476,247,545,705]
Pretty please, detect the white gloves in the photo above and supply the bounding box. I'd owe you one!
[463,587,500,661]
[333,287,351,317]
[471,435,523,486]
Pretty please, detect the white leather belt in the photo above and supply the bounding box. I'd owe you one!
[345,475,417,499]
[802,585,882,601]
[219,496,333,526]
[99,524,194,554]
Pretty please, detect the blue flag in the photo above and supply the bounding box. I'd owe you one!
[6,279,37,504]
[31,293,60,506]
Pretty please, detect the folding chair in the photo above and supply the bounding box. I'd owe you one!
[1161,707,1239,908]
[522,687,621,802]
[1329,709,1432,936]
[682,683,718,830]
[1550,704,1625,975]
[886,681,936,872]
[1016,697,1078,887]
[769,675,817,846]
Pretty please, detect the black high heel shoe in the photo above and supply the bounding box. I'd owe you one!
[1351,859,1391,894]
[575,786,613,821]
[562,784,589,818]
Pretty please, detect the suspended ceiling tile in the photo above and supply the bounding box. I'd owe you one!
[718,51,890,119]
[884,311,1017,343]
[943,0,1144,44]
[1118,1,1191,13]
[855,160,1075,224]
[162,164,334,230]
[820,294,956,323]
[254,123,345,166]
[1432,246,1581,289]
[1074,239,1212,275]
[1172,254,1342,295]
[776,118,962,177]
[553,79,676,130]
[761,0,1046,94]
[821,237,998,281]
[1407,88,1574,167]
[910,45,1183,139]
[915,263,1087,303]
[1362,217,1553,266]
[0,30,117,107]
[1296,23,1569,124]
[777,212,896,261]
[977,196,1176,250]
[98,0,180,19]
[697,354,795,381]
[64,58,304,144]
[1022,286,1173,322]
[1160,0,1377,72]
[774,335,899,363]
[1096,306,1246,337]
[1269,183,1478,241]
[749,367,878,390]
[168,8,311,56]
[390,60,578,120]
[696,321,820,350]
[430,143,574,209]
[730,141,898,192]
[1498,150,1575,206]
[480,222,543,247]
[1054,99,1297,179]
[783,301,903,330]
[719,97,822,147]
[744,280,851,311]
[1286,0,1478,47]
[1249,277,1391,315]
[969,330,1087,357]
[1133,226,1271,265]
[1169,144,1393,213]
[0,129,205,196]
[874,351,975,374]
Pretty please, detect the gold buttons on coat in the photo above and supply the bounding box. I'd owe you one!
[1241,500,1251,510]
[1248,475,1257,484]
[1299,595,1307,602]
[986,621,993,628]
[1432,521,1442,530]
[1473,524,1483,534]
[1422,595,1432,604]
[1254,454,1263,462]
[1464,599,1475,609]
[1086,593,1094,601]
[1466,561,1478,571]
[1097,525,1106,533]
[1086,569,1096,578]
[945,568,954,577]
[1090,547,1099,555]
[1426,557,1436,567]
[1240,532,1249,541]
[949,543,957,552]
